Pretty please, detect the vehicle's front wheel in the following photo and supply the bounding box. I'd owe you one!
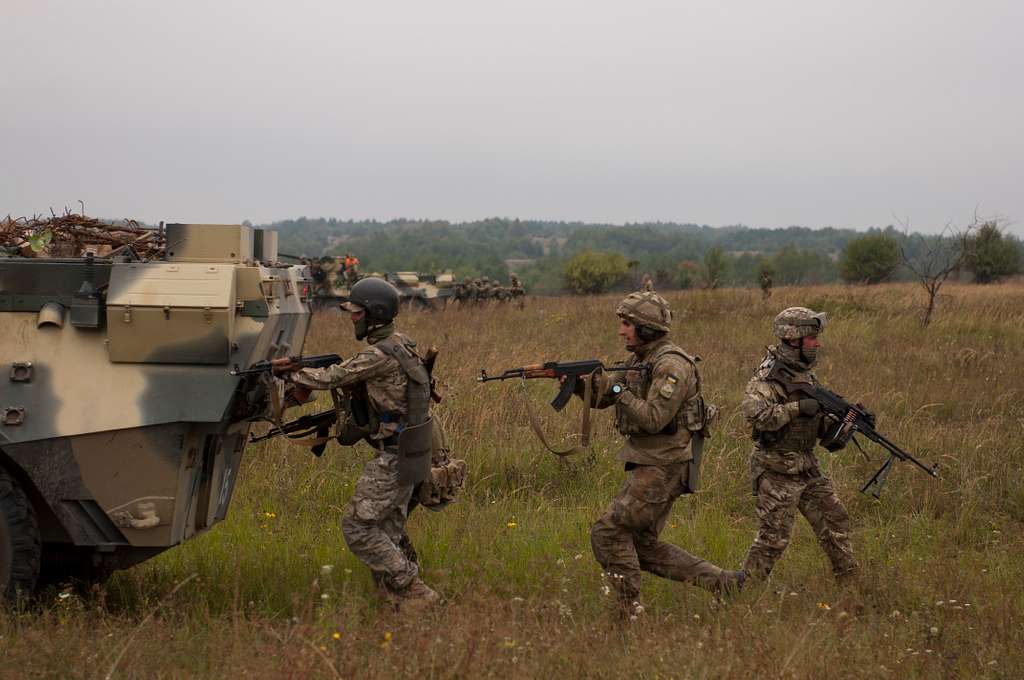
[0,466,41,602]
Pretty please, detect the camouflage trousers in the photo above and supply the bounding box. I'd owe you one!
[341,447,419,591]
[591,462,731,604]
[742,468,858,579]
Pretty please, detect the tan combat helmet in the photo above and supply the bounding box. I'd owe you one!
[616,291,672,332]
[773,306,827,340]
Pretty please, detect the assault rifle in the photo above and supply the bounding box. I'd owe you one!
[478,360,649,411]
[230,353,342,377]
[250,407,338,456]
[250,408,337,444]
[776,365,939,499]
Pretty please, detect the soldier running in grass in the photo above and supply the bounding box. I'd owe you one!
[573,291,744,617]
[739,307,859,584]
[275,277,465,609]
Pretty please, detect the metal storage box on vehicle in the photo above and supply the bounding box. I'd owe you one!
[165,223,253,263]
[105,263,236,364]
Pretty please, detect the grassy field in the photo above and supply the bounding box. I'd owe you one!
[3,282,1023,678]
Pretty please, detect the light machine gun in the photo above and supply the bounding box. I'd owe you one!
[775,365,939,499]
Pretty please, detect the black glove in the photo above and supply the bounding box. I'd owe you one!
[798,399,820,417]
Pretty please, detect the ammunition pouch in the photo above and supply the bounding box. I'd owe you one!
[348,385,371,428]
[415,418,467,511]
[820,420,852,452]
[335,386,375,446]
[753,428,782,446]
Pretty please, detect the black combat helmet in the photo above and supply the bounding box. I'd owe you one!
[344,276,401,323]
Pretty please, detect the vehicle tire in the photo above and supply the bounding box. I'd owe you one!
[0,467,41,602]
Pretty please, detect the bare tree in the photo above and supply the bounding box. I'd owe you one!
[898,218,974,327]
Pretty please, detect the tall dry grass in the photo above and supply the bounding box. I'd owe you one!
[2,282,1023,678]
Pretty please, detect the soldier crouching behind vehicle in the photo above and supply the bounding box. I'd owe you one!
[276,277,460,609]
[740,307,858,584]
[576,291,744,618]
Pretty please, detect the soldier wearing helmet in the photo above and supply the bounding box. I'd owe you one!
[276,277,463,609]
[577,291,743,617]
[739,306,858,583]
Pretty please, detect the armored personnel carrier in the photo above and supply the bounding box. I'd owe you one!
[0,223,312,599]
[385,271,455,310]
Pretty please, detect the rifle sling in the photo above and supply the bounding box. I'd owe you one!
[519,369,597,457]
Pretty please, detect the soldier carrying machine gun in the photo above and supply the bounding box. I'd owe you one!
[772,363,938,499]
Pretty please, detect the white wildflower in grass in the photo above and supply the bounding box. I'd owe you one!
[601,585,611,596]
[320,564,334,576]
[321,593,330,600]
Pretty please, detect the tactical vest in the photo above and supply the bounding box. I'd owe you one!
[755,359,820,455]
[373,335,431,429]
[614,343,707,438]
[374,334,434,485]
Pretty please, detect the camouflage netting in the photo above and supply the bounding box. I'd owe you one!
[0,211,163,259]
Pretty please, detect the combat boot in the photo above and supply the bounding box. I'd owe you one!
[834,568,860,588]
[392,577,441,612]
[713,570,746,603]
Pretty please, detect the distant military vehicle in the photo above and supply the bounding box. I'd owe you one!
[385,271,455,310]
[0,224,313,599]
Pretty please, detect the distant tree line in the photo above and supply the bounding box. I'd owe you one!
[266,216,1020,296]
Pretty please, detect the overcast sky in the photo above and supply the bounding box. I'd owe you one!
[3,1,1021,233]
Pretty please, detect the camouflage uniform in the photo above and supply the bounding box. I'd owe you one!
[740,307,858,581]
[509,274,525,309]
[585,292,740,609]
[760,270,773,299]
[291,323,427,594]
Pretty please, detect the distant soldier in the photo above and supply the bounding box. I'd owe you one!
[478,277,494,302]
[308,258,327,296]
[760,269,773,300]
[466,277,482,304]
[275,278,464,609]
[509,273,526,309]
[640,273,654,292]
[454,277,469,304]
[576,292,744,618]
[740,307,858,584]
